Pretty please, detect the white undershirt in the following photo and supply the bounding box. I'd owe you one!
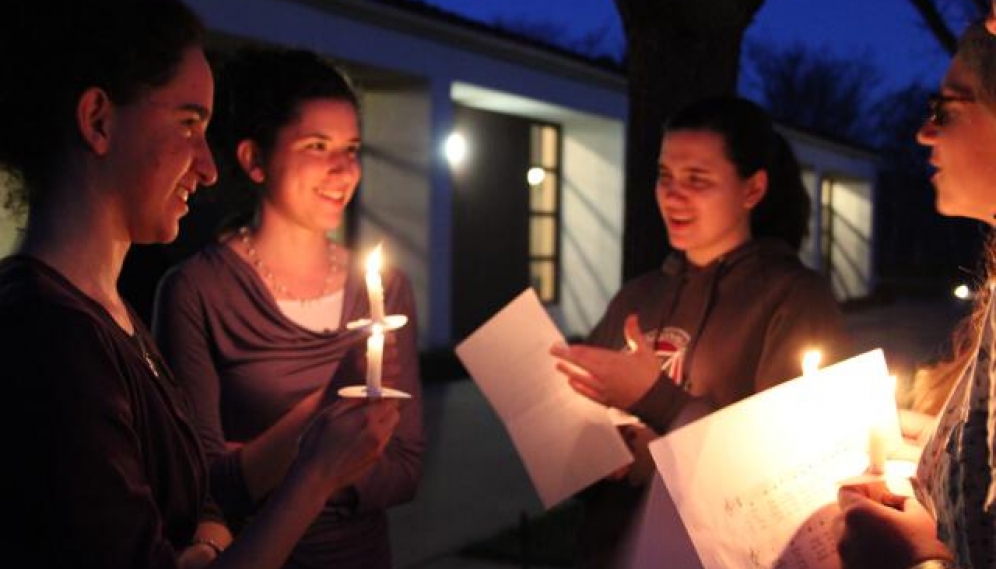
[276,290,344,333]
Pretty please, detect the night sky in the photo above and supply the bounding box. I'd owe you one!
[420,0,971,94]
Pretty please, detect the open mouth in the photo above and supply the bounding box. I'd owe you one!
[317,188,346,202]
[666,214,694,229]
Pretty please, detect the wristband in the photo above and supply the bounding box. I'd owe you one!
[907,560,959,569]
[191,536,225,557]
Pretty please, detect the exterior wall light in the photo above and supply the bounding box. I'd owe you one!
[953,284,973,301]
[445,132,467,166]
[527,166,546,186]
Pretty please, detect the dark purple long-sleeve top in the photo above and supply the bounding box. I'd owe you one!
[153,242,423,568]
[0,255,217,568]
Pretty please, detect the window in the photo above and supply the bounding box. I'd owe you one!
[528,123,561,303]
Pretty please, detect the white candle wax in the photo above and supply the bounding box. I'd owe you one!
[366,325,384,396]
[868,427,887,475]
[867,374,899,475]
[366,244,385,323]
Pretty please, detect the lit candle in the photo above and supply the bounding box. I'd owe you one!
[365,244,385,323]
[366,324,384,397]
[801,349,822,377]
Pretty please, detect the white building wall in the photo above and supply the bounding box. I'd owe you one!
[358,84,434,346]
[187,0,625,119]
[799,168,820,267]
[828,177,874,299]
[558,117,625,338]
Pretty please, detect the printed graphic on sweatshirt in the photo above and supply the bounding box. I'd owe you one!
[644,326,690,386]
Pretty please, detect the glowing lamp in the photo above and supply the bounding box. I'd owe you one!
[445,132,467,166]
[527,167,546,186]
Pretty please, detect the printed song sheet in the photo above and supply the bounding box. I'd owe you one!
[455,288,633,509]
[646,349,901,569]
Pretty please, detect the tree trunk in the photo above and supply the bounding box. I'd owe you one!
[614,0,765,280]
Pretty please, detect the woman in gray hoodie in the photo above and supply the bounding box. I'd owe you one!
[552,96,852,568]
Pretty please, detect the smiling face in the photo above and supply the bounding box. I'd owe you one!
[107,47,217,244]
[656,130,766,266]
[250,98,361,233]
[917,55,996,224]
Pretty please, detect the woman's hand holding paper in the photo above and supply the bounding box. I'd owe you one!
[835,486,951,569]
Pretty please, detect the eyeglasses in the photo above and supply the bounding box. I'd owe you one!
[927,94,975,127]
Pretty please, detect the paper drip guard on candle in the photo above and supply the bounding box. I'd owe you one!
[339,385,412,399]
[337,314,412,400]
[345,314,408,334]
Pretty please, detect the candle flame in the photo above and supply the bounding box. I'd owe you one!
[802,349,822,376]
[366,243,383,274]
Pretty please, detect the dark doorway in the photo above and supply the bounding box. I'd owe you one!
[451,105,531,340]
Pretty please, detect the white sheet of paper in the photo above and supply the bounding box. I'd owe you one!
[455,288,633,509]
[645,349,900,569]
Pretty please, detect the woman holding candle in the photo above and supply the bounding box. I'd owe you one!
[550,96,852,568]
[153,47,422,568]
[835,19,996,569]
[0,1,400,567]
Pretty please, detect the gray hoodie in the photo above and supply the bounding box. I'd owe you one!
[589,237,852,433]
[576,238,853,569]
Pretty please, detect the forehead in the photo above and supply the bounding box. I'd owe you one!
[660,130,729,164]
[287,98,359,131]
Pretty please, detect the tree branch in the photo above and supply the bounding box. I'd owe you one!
[907,0,959,55]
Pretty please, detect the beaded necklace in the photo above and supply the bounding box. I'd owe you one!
[238,226,343,305]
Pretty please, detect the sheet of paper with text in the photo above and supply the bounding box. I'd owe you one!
[455,288,633,509]
[644,349,900,569]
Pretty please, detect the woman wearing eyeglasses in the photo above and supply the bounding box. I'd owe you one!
[835,20,996,569]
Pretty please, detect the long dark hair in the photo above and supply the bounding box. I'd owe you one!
[0,0,206,210]
[664,96,811,252]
